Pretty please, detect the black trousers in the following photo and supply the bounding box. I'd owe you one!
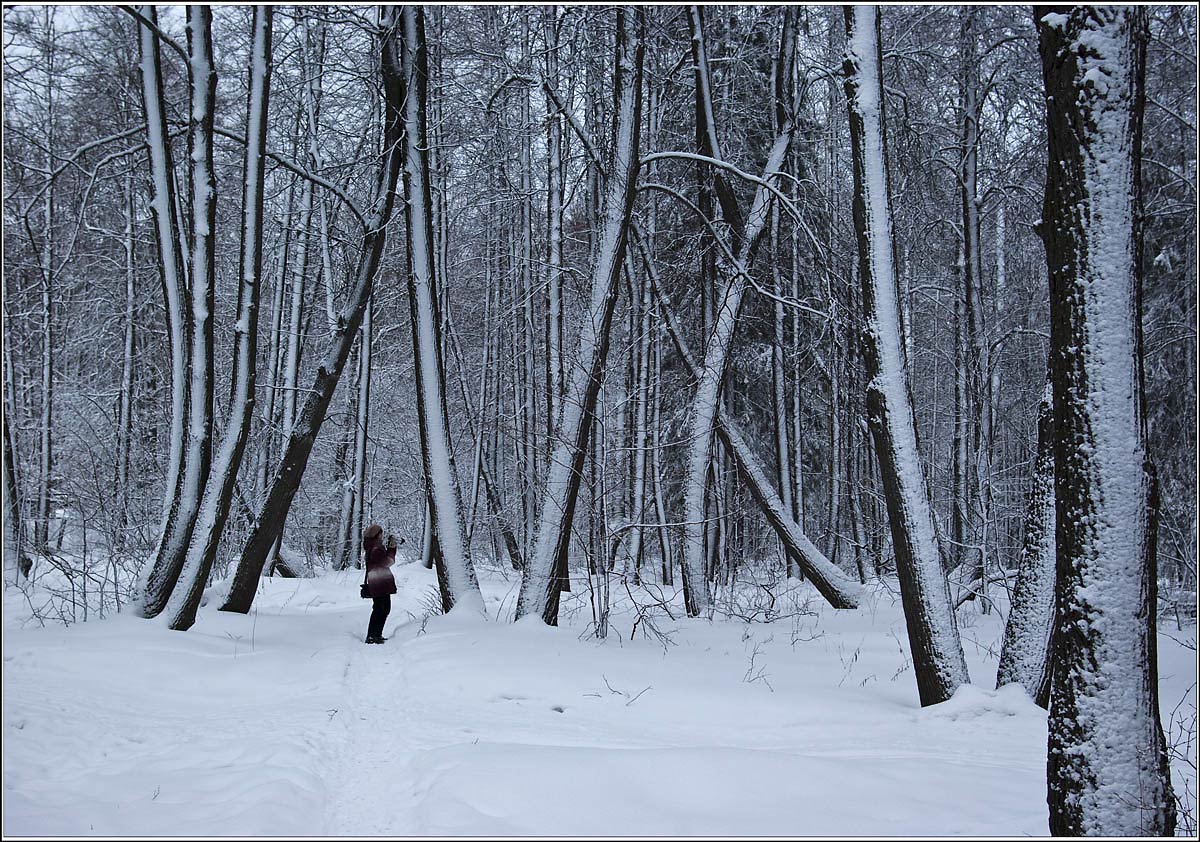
[368,594,391,640]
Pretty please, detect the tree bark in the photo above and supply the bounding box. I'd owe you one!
[398,6,482,614]
[1036,7,1175,834]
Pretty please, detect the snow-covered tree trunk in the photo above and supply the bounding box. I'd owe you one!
[516,8,644,626]
[34,6,56,552]
[3,409,25,579]
[996,381,1055,708]
[1036,7,1175,834]
[143,5,220,618]
[165,7,273,631]
[842,5,968,705]
[398,6,482,614]
[127,4,195,617]
[221,10,408,615]
[543,5,565,444]
[114,173,137,553]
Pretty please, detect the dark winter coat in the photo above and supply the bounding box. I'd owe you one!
[363,533,397,597]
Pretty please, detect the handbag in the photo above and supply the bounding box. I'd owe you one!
[360,580,371,599]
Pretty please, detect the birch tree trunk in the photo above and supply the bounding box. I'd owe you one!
[516,8,644,626]
[398,5,482,614]
[1036,7,1175,834]
[543,5,565,442]
[221,10,408,615]
[34,6,56,552]
[114,174,137,553]
[842,5,968,705]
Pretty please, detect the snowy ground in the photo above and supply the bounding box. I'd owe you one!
[3,560,1196,836]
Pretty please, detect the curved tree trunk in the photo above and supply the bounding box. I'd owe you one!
[645,233,861,610]
[165,7,273,631]
[128,5,207,619]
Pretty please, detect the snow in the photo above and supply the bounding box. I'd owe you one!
[10,564,1193,836]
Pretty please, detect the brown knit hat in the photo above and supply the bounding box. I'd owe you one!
[363,523,383,542]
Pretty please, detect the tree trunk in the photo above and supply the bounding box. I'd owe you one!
[996,381,1055,708]
[35,7,56,552]
[398,6,482,614]
[842,5,968,705]
[1036,7,1175,834]
[114,173,137,554]
[3,409,26,579]
[543,5,565,443]
[165,7,273,631]
[516,8,644,626]
[128,5,209,618]
[680,7,796,617]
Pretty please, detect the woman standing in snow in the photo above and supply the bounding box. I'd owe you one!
[362,523,398,643]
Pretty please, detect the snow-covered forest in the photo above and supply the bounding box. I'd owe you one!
[2,4,1196,836]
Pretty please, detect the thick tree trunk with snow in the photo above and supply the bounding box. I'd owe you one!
[398,6,482,614]
[516,8,644,626]
[996,381,1055,708]
[221,11,408,616]
[842,5,968,706]
[165,7,273,631]
[1036,7,1175,834]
